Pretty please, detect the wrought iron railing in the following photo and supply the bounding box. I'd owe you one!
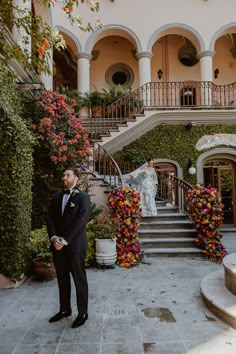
[112,160,193,213]
[156,170,193,213]
[84,141,123,187]
[85,81,236,138]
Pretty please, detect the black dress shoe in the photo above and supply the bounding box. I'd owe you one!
[72,313,88,328]
[49,311,72,323]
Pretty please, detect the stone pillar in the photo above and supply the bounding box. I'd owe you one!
[136,51,153,105]
[197,50,215,106]
[12,0,31,55]
[40,48,53,90]
[76,52,92,93]
[76,52,92,119]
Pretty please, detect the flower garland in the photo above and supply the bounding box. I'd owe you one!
[186,184,227,262]
[107,186,143,268]
[31,90,91,171]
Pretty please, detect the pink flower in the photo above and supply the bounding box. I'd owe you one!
[50,155,57,162]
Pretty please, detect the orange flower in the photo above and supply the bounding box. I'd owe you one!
[37,45,45,58]
[42,37,50,50]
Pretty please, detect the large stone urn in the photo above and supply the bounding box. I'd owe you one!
[95,238,117,267]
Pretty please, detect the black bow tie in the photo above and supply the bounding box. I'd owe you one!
[62,189,71,195]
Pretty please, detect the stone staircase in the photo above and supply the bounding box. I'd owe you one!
[201,253,236,329]
[138,201,202,257]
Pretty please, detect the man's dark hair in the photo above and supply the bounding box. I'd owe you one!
[63,167,80,177]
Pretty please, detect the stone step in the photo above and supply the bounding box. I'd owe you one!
[139,220,194,230]
[156,206,178,214]
[138,228,197,239]
[143,247,202,257]
[141,237,196,248]
[223,253,236,296]
[141,212,188,221]
[201,269,236,329]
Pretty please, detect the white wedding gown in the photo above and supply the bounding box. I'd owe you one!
[122,164,158,216]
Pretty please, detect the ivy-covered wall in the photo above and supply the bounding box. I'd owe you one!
[113,124,236,183]
[0,66,34,281]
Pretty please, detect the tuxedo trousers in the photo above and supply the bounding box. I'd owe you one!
[53,247,88,315]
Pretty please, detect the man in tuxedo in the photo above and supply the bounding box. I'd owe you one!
[47,167,91,328]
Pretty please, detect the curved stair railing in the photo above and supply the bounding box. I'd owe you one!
[84,141,123,187]
[83,146,193,213]
[111,161,193,213]
[85,81,236,139]
[156,170,193,213]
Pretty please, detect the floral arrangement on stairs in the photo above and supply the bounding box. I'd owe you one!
[107,186,143,268]
[186,183,228,263]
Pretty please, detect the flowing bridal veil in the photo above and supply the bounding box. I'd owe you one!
[122,163,158,216]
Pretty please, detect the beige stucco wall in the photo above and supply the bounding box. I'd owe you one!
[50,0,236,52]
[32,0,236,90]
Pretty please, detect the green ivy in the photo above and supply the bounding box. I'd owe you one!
[0,65,34,281]
[113,124,236,183]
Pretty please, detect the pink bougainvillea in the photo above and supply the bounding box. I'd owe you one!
[32,90,91,171]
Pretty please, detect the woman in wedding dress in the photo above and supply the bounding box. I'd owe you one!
[124,159,158,216]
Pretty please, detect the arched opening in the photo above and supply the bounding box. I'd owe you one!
[203,159,236,226]
[180,87,196,106]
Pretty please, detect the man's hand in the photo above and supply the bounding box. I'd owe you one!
[51,236,64,251]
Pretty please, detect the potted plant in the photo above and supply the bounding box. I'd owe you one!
[82,90,105,117]
[91,214,118,267]
[30,227,56,279]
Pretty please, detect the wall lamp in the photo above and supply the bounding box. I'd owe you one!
[188,159,196,175]
[157,69,163,80]
[214,68,219,79]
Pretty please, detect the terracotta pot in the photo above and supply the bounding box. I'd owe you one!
[32,258,56,279]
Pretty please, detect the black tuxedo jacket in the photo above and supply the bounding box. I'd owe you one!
[47,188,91,253]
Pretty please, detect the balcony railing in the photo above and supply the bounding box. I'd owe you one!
[86,81,236,138]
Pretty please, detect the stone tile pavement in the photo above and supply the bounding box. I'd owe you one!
[0,233,236,354]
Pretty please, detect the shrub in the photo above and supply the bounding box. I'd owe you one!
[30,227,52,267]
[0,65,34,281]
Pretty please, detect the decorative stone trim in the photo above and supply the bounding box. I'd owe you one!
[135,51,153,60]
[196,134,236,150]
[102,110,236,153]
[196,147,236,183]
[197,50,215,60]
[75,52,93,61]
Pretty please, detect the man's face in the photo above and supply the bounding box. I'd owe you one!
[62,169,78,189]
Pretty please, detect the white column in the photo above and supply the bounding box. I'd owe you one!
[12,0,31,55]
[76,52,92,94]
[76,52,92,119]
[136,51,153,87]
[197,50,215,106]
[40,48,53,90]
[136,52,153,105]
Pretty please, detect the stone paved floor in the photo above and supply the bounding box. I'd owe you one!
[0,233,236,354]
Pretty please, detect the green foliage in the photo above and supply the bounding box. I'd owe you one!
[85,203,103,267]
[0,0,101,74]
[85,228,96,267]
[0,65,34,281]
[113,124,236,183]
[102,85,129,106]
[89,214,118,240]
[30,227,52,267]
